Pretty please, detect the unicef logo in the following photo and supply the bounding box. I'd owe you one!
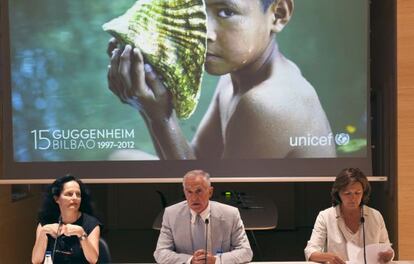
[335,133,350,145]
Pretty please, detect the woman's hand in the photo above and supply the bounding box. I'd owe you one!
[59,223,85,238]
[40,223,61,238]
[378,249,393,263]
[310,252,346,264]
[322,253,346,264]
[106,38,173,122]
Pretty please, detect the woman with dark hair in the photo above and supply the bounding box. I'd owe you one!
[32,174,101,264]
[304,168,394,264]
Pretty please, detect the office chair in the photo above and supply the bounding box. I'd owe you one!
[98,238,112,264]
[156,190,168,208]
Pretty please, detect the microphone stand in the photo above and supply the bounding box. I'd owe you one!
[52,216,63,262]
[361,205,367,264]
[204,219,209,264]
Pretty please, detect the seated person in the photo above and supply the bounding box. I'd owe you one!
[153,170,253,264]
[32,174,101,264]
[304,168,394,264]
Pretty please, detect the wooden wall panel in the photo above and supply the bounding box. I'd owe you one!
[0,185,42,263]
[397,0,414,259]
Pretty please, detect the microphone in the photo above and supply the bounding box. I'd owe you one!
[361,205,367,264]
[52,216,63,262]
[204,218,209,264]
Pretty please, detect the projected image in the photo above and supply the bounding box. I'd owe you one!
[8,0,368,162]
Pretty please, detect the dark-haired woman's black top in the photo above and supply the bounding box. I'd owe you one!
[41,213,101,264]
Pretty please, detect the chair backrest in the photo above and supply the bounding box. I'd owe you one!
[98,237,111,264]
[156,190,168,208]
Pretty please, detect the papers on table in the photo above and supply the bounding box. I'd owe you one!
[346,242,393,264]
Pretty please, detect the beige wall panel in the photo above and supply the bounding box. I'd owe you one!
[397,0,414,259]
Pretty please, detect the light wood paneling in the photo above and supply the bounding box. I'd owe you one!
[397,0,414,259]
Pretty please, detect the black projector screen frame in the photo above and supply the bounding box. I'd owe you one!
[1,0,387,183]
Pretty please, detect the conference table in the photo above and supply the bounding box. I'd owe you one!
[129,261,414,264]
[248,262,414,264]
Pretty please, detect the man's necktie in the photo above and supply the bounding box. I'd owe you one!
[193,214,205,251]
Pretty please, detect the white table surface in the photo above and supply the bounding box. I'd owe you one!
[249,262,414,264]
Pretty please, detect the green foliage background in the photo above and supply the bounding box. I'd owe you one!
[9,0,368,161]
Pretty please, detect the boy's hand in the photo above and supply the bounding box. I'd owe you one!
[106,38,172,122]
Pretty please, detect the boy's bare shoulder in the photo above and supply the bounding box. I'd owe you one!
[222,57,335,158]
[238,58,327,129]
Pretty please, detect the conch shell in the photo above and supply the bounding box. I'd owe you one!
[103,0,207,119]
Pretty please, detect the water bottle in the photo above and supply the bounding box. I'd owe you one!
[43,251,53,264]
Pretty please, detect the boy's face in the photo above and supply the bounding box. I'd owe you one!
[205,0,275,75]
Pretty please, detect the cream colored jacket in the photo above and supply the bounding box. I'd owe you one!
[304,205,393,261]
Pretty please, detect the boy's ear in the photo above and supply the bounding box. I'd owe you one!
[270,0,294,33]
